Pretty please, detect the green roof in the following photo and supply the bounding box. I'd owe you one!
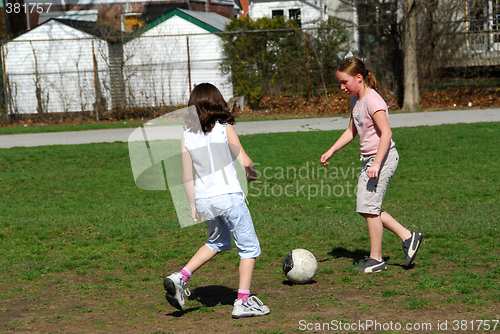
[129,8,230,39]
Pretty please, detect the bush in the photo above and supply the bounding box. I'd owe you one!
[221,17,347,107]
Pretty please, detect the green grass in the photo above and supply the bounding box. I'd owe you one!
[1,122,499,331]
[0,115,350,135]
[0,120,146,135]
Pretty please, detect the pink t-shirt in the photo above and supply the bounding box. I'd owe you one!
[350,89,395,155]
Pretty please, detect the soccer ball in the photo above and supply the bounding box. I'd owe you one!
[282,249,318,284]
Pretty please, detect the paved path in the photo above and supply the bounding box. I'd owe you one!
[1,108,499,149]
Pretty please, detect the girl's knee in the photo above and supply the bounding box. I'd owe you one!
[359,212,379,219]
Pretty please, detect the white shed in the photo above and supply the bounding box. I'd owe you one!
[123,8,233,107]
[2,19,119,115]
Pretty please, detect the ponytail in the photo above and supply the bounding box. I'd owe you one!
[365,71,378,91]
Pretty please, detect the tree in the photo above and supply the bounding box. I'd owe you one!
[221,17,303,106]
[308,18,349,100]
[333,0,469,110]
[402,0,420,111]
[221,17,346,106]
[416,0,466,85]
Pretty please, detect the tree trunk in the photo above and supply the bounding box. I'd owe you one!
[402,0,420,111]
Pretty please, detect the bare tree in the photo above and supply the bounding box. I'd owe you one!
[333,0,469,110]
[416,0,466,84]
[31,42,48,115]
[402,0,420,111]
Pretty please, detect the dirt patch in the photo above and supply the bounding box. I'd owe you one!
[2,258,499,333]
[2,87,500,333]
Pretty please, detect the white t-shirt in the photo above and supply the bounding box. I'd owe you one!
[350,89,395,155]
[183,122,243,199]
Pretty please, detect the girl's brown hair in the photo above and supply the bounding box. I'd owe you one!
[337,57,379,91]
[186,83,235,133]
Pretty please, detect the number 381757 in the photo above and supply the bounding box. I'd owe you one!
[6,3,52,14]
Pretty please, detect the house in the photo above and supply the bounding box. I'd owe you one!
[2,0,238,37]
[459,0,500,66]
[2,18,124,115]
[324,0,500,68]
[246,0,328,28]
[123,8,233,107]
[2,7,234,115]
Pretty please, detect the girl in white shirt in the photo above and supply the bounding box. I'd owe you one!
[163,83,270,318]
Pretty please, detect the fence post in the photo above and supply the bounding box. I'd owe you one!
[92,41,100,121]
[187,36,192,94]
[305,31,311,105]
[1,42,8,121]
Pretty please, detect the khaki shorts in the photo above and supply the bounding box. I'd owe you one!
[356,147,399,215]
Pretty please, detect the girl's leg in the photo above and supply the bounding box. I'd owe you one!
[380,211,411,241]
[238,258,256,291]
[164,245,217,312]
[185,245,218,274]
[233,257,270,318]
[363,214,384,261]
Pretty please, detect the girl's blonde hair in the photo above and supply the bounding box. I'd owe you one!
[337,57,378,91]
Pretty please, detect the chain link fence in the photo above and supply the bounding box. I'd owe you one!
[1,20,499,124]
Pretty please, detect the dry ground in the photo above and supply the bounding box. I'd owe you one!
[2,87,500,333]
[2,256,499,333]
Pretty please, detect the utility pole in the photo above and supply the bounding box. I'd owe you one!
[2,0,10,39]
[1,0,9,120]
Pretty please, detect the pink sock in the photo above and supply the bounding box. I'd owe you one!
[238,289,250,303]
[180,267,192,282]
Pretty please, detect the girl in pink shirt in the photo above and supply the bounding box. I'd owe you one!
[321,57,423,273]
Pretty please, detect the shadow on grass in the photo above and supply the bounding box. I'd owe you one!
[389,263,415,270]
[189,285,237,306]
[329,246,413,268]
[166,285,237,317]
[282,279,317,286]
[328,246,370,263]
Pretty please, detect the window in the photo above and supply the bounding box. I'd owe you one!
[467,0,500,48]
[493,0,500,42]
[468,0,500,31]
[271,9,284,18]
[121,13,143,32]
[469,0,487,31]
[493,0,500,30]
[288,8,301,26]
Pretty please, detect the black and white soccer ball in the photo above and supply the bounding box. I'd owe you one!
[282,249,318,284]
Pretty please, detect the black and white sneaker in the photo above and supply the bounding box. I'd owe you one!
[232,296,270,319]
[355,257,387,273]
[163,272,191,311]
[402,231,423,266]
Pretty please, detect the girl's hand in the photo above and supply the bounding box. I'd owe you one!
[191,207,201,222]
[320,150,334,166]
[246,173,258,182]
[245,165,258,182]
[367,163,380,178]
